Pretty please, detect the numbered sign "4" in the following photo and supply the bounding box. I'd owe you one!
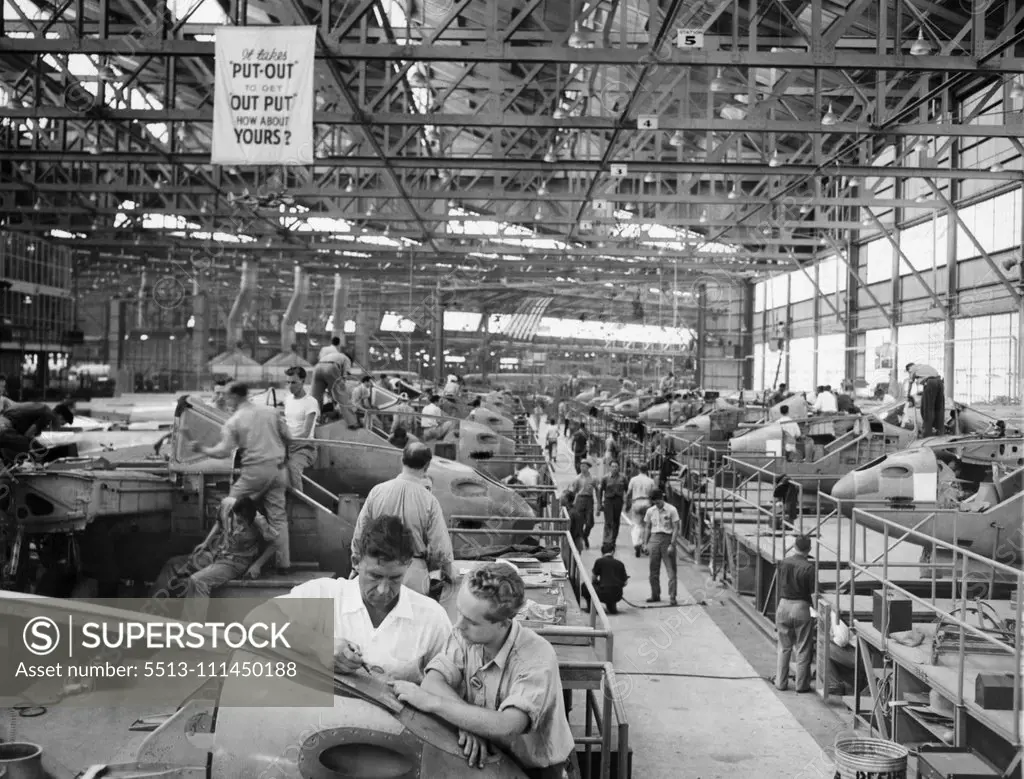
[676,29,704,49]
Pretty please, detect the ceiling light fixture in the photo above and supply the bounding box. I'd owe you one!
[727,185,739,200]
[534,206,544,220]
[699,210,708,224]
[543,148,557,164]
[668,130,684,147]
[537,182,548,196]
[643,171,656,184]
[1011,80,1024,100]
[861,210,873,226]
[990,161,1005,173]
[914,138,929,153]
[553,106,566,120]
[821,103,838,126]
[709,68,726,93]
[568,21,594,49]
[915,193,929,203]
[768,150,781,168]
[910,28,932,56]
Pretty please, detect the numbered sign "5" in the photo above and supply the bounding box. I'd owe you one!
[676,29,704,49]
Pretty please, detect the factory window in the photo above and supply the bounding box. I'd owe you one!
[953,313,1019,403]
[956,190,1021,261]
[443,311,482,332]
[816,333,847,387]
[754,281,766,313]
[816,256,847,296]
[789,269,814,303]
[864,239,892,284]
[899,217,948,275]
[788,337,815,392]
[897,322,945,377]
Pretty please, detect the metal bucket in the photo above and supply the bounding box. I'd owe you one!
[0,742,44,779]
[833,733,908,779]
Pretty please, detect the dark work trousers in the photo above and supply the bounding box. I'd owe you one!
[920,377,945,437]
[583,585,624,614]
[648,532,677,601]
[571,496,594,550]
[602,496,624,546]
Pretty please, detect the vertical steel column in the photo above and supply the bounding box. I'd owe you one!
[742,280,755,390]
[1019,185,1024,402]
[845,243,860,381]
[480,310,490,384]
[331,274,347,346]
[944,140,960,393]
[192,278,208,390]
[434,285,445,387]
[783,274,792,387]
[890,161,903,393]
[812,260,820,386]
[695,283,707,387]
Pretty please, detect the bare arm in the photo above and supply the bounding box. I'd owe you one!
[197,423,238,459]
[300,411,317,439]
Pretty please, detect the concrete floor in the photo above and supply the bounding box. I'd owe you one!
[547,421,841,779]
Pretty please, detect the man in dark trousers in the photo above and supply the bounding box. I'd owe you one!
[584,543,628,614]
[775,535,816,693]
[598,459,628,546]
[906,362,944,437]
[571,423,589,474]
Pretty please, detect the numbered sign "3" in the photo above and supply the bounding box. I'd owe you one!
[676,29,704,49]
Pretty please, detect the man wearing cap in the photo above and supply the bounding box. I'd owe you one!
[642,489,680,606]
[567,460,598,550]
[389,392,415,437]
[775,535,816,692]
[906,362,944,437]
[598,459,628,546]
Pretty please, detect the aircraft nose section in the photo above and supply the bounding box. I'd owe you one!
[730,425,775,454]
[830,472,860,502]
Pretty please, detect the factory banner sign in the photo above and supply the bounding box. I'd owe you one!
[211,26,315,166]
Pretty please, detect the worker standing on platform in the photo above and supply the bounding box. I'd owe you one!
[389,392,415,437]
[643,489,679,606]
[625,464,657,557]
[350,442,454,598]
[312,337,352,408]
[353,375,375,429]
[811,385,838,414]
[282,367,320,491]
[775,535,815,693]
[391,563,576,778]
[768,383,789,406]
[189,381,292,573]
[598,460,628,546]
[660,373,675,394]
[906,362,945,437]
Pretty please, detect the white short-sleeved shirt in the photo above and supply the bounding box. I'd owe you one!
[421,403,443,428]
[278,577,452,684]
[284,392,320,437]
[813,392,838,414]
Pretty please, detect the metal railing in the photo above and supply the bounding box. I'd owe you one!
[845,505,1023,751]
[447,527,615,663]
[563,660,631,779]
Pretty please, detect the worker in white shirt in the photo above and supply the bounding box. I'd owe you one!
[643,489,680,606]
[660,373,675,394]
[812,385,838,414]
[777,404,803,461]
[352,375,375,429]
[420,393,445,442]
[253,513,452,683]
[507,458,539,487]
[625,464,657,558]
[906,362,944,437]
[282,367,320,491]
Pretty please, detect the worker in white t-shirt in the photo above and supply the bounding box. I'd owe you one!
[421,394,444,441]
[812,386,838,414]
[283,367,320,491]
[777,404,803,461]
